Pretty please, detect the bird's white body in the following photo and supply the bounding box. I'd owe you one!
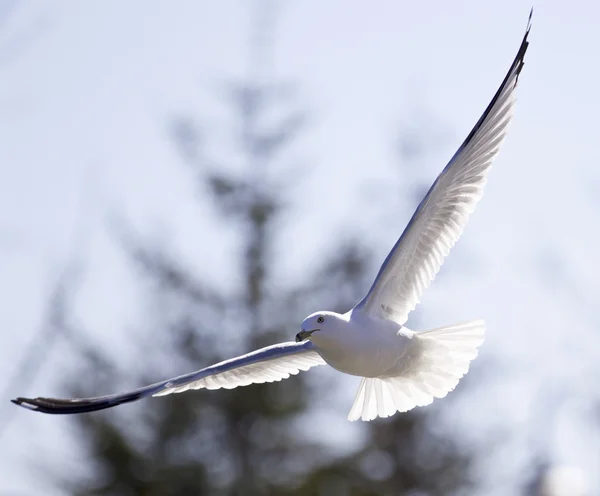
[12,13,531,423]
[305,310,412,378]
[300,310,485,420]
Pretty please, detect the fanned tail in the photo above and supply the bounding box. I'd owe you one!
[348,319,485,421]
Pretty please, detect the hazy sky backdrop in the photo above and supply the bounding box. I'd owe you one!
[1,1,599,494]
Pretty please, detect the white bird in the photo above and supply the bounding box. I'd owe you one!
[12,13,531,422]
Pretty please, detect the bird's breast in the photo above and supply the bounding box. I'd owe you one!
[314,323,411,378]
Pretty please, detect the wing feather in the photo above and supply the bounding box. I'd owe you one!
[11,341,325,414]
[356,13,531,324]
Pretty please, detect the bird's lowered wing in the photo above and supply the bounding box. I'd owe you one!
[12,341,325,414]
[356,12,531,325]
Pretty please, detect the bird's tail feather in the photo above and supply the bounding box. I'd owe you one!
[348,319,485,421]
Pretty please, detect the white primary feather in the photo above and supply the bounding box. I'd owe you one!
[356,20,530,326]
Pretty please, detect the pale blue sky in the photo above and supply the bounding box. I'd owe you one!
[1,1,599,494]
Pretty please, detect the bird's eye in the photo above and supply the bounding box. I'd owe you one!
[317,316,324,324]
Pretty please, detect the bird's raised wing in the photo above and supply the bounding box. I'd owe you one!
[12,341,325,414]
[355,13,531,325]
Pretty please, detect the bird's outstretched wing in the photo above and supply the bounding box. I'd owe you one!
[356,12,531,325]
[12,341,325,414]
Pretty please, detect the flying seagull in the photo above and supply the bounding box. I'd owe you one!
[12,13,531,422]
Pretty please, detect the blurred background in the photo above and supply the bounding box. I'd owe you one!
[1,1,598,495]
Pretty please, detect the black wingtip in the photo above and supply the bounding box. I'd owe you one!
[11,395,111,414]
[11,397,40,412]
[10,387,153,414]
[513,9,533,84]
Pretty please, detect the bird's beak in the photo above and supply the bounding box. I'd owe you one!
[295,329,318,342]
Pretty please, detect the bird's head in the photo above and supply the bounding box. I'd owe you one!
[296,311,347,343]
